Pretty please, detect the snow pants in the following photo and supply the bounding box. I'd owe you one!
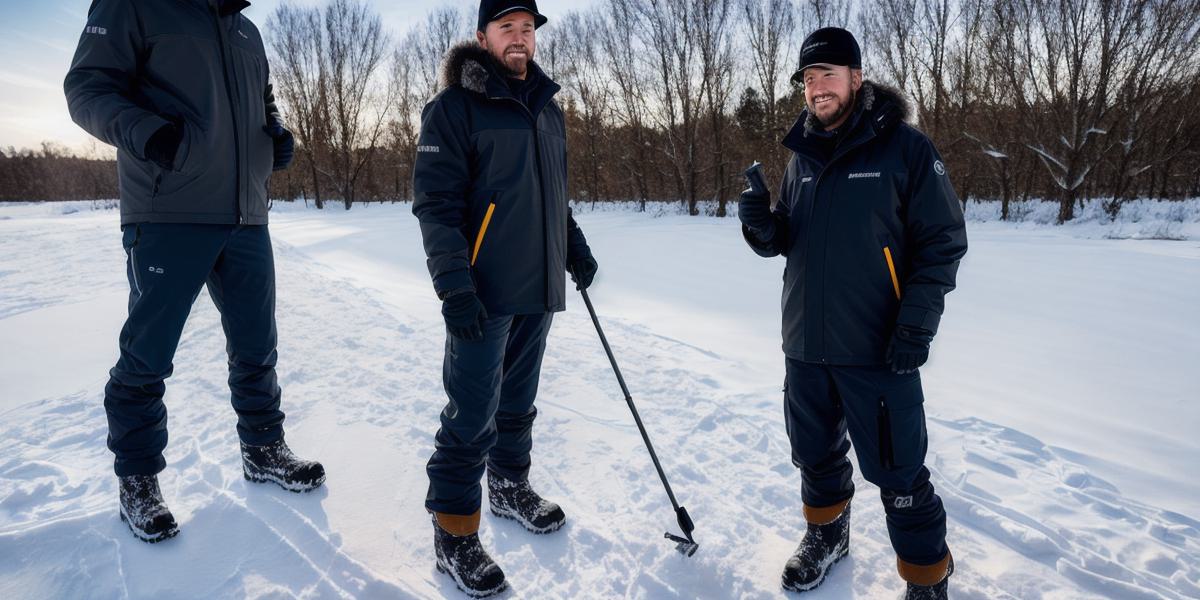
[425,313,554,516]
[105,223,285,477]
[785,358,948,567]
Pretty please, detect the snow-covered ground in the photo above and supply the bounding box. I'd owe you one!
[1,200,1197,599]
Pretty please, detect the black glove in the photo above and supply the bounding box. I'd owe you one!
[569,253,598,291]
[887,325,934,374]
[738,188,775,240]
[442,291,488,341]
[144,123,182,170]
[263,122,295,171]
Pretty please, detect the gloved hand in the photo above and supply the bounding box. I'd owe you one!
[738,187,775,240]
[886,325,934,374]
[442,291,488,341]
[144,123,183,170]
[569,253,598,291]
[263,122,295,171]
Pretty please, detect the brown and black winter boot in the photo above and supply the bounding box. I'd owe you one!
[900,553,954,600]
[487,470,566,534]
[432,511,508,598]
[782,499,852,593]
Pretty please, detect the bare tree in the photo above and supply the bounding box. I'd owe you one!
[741,0,796,167]
[266,3,330,207]
[639,0,707,215]
[600,0,655,208]
[696,0,737,215]
[557,10,614,203]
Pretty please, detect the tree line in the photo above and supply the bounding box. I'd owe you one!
[4,0,1199,223]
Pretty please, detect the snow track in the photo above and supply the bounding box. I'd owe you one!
[1,203,1197,599]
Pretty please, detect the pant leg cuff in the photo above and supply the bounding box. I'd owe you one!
[114,455,167,477]
[897,550,953,586]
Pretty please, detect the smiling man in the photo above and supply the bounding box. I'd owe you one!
[738,28,967,599]
[411,0,597,596]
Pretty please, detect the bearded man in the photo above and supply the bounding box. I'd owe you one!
[411,0,598,596]
[738,27,968,600]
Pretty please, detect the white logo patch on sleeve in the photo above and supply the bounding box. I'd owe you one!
[934,160,946,176]
[85,26,108,35]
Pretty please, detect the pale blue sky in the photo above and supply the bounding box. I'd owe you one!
[0,0,592,153]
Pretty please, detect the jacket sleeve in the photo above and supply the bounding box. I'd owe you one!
[63,0,170,160]
[566,208,591,263]
[742,159,793,258]
[412,92,475,299]
[897,135,968,335]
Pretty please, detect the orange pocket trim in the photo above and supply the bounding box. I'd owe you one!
[471,203,496,266]
[884,246,901,300]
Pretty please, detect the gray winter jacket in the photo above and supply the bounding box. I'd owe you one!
[65,0,279,225]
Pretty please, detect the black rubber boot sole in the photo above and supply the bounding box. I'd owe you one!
[488,503,565,535]
[435,559,509,598]
[119,506,179,544]
[243,466,325,493]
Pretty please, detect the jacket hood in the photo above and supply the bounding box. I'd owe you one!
[440,42,495,94]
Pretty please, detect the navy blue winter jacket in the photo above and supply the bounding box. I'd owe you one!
[745,82,968,365]
[413,43,590,316]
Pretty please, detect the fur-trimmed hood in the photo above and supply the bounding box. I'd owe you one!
[439,42,495,94]
[800,80,914,137]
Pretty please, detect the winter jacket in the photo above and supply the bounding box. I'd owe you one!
[745,82,968,365]
[64,0,280,226]
[413,43,590,316]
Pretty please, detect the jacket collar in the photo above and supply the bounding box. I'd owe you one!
[782,81,911,160]
[439,42,561,118]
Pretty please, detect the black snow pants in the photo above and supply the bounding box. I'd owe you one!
[105,223,286,476]
[425,313,554,516]
[785,358,948,566]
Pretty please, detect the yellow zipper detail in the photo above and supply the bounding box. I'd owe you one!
[884,246,901,300]
[471,203,496,266]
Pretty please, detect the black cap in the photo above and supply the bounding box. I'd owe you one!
[477,0,548,32]
[792,27,861,84]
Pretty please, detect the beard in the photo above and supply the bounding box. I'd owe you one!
[812,88,857,129]
[489,44,532,78]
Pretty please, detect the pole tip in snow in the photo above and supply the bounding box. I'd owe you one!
[665,506,698,557]
[665,532,699,557]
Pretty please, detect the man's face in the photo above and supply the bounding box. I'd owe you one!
[802,65,863,130]
[476,12,537,79]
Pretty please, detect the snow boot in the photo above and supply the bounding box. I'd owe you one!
[118,474,179,543]
[782,499,851,593]
[487,470,566,534]
[901,554,954,600]
[241,439,326,492]
[432,511,508,598]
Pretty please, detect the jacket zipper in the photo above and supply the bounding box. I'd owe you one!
[806,133,874,362]
[496,95,552,311]
[211,6,243,224]
[471,201,497,266]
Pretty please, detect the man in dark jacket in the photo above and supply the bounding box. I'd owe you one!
[739,28,967,599]
[64,0,321,544]
[411,0,597,596]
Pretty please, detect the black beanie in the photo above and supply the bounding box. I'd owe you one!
[792,27,861,84]
[477,0,548,32]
